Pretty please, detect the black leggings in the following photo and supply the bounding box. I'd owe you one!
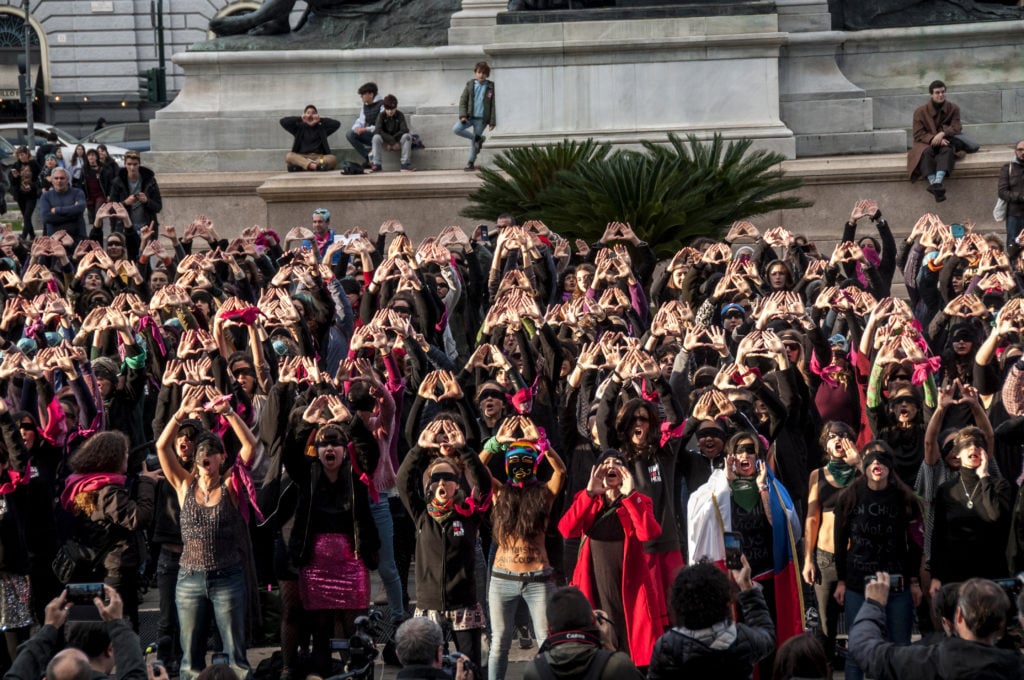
[15,197,36,239]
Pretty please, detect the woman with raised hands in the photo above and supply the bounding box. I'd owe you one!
[802,421,859,667]
[157,384,258,680]
[480,436,565,680]
[928,426,1013,596]
[280,398,379,678]
[397,422,492,671]
[557,449,662,667]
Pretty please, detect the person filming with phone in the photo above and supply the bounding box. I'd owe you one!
[647,555,775,679]
[4,585,148,680]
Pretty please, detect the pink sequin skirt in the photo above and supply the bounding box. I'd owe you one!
[299,533,369,610]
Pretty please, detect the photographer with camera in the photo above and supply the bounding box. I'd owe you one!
[393,618,474,680]
[525,587,642,680]
[850,574,1024,679]
[4,585,148,680]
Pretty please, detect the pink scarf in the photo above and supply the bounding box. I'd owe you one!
[61,473,127,511]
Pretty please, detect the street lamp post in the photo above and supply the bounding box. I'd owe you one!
[23,0,32,139]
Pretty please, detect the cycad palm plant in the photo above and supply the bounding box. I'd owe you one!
[461,133,810,256]
[460,139,611,222]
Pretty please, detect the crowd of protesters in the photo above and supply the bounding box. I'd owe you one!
[0,185,1020,680]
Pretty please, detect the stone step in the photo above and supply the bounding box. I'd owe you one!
[147,145,496,174]
[795,129,908,157]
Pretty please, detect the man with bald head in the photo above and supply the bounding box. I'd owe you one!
[44,649,92,680]
[38,166,87,243]
[5,586,148,680]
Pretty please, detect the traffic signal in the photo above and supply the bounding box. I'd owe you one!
[139,68,158,102]
[138,67,166,103]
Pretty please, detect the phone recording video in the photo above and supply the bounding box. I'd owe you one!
[724,531,744,570]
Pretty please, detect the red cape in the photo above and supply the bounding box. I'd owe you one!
[558,490,665,666]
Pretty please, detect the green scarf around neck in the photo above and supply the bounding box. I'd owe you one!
[826,460,858,487]
[730,478,760,513]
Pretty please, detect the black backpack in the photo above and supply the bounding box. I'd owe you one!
[340,161,365,175]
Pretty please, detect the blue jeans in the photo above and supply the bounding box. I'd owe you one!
[177,564,251,680]
[1007,215,1024,251]
[369,493,405,623]
[844,588,913,680]
[346,129,374,162]
[488,567,553,680]
[453,118,486,163]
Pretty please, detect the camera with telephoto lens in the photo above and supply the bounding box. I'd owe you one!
[323,611,380,680]
[993,575,1024,617]
[442,651,480,680]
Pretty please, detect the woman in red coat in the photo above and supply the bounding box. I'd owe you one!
[558,449,663,667]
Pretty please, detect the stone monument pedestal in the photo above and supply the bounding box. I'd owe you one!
[485,4,796,157]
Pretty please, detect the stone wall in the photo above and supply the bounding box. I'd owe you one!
[156,146,1013,249]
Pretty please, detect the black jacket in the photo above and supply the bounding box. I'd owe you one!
[524,643,642,680]
[283,416,379,568]
[280,116,341,155]
[647,588,776,680]
[396,668,449,680]
[850,597,1024,680]
[108,165,162,229]
[3,619,147,680]
[998,159,1024,217]
[73,478,156,580]
[397,444,491,612]
[372,110,411,146]
[8,159,40,201]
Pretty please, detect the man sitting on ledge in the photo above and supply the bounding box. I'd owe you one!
[281,104,341,172]
[907,80,962,204]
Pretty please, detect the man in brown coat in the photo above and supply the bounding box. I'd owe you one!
[907,80,961,203]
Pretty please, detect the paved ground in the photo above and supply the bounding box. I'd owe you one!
[138,569,537,679]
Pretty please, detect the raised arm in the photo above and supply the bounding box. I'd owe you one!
[543,445,566,497]
[156,387,201,493]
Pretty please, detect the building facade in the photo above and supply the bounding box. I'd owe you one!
[0,0,265,137]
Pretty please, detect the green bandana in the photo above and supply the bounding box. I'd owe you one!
[730,478,760,513]
[826,460,858,487]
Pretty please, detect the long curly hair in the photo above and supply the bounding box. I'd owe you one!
[69,432,129,515]
[492,482,553,548]
[70,431,129,474]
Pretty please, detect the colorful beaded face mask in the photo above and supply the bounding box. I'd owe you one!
[505,440,540,488]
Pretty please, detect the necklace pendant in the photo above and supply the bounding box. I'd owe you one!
[967,499,974,510]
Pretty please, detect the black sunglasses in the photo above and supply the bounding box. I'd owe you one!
[317,437,344,448]
[18,422,35,431]
[696,428,723,440]
[429,471,459,484]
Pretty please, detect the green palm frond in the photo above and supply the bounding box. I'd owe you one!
[460,139,611,222]
[462,133,811,256]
